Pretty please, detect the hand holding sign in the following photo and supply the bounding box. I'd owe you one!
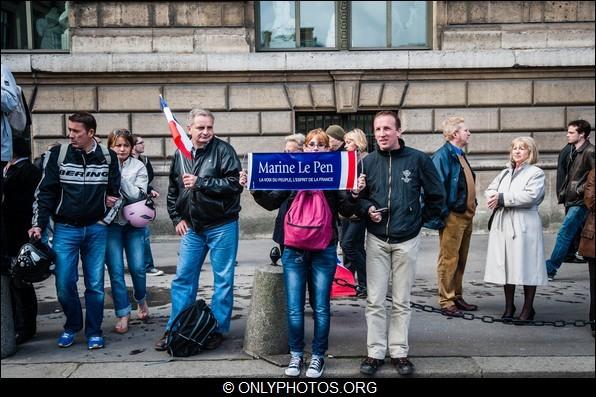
[239,170,248,187]
[352,173,366,195]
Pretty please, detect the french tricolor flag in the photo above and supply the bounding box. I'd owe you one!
[160,95,193,159]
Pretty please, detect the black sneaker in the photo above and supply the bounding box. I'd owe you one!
[391,357,415,376]
[204,332,224,350]
[360,357,384,375]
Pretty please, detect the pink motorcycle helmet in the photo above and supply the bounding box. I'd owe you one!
[122,197,156,228]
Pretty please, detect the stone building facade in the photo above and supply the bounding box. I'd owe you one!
[2,1,594,237]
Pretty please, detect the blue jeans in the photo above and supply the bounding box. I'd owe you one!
[166,221,239,333]
[143,226,155,271]
[106,224,146,317]
[282,244,337,357]
[53,222,107,338]
[546,205,589,275]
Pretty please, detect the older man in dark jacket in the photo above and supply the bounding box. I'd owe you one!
[155,108,243,352]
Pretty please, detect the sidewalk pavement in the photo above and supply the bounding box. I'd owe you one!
[1,233,594,378]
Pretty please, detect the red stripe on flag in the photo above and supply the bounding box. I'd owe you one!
[346,151,356,189]
[169,121,192,159]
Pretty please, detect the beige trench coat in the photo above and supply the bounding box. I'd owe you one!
[484,164,548,286]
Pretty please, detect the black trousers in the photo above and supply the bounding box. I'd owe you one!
[10,277,37,343]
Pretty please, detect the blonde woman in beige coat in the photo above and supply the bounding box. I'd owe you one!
[484,137,547,322]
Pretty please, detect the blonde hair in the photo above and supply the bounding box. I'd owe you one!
[304,128,329,147]
[442,117,465,141]
[509,137,539,167]
[344,129,368,153]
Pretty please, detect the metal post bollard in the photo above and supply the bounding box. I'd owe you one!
[243,248,288,357]
[1,274,16,358]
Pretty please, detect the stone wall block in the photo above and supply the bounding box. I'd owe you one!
[229,85,290,110]
[501,107,565,130]
[447,2,468,24]
[334,80,360,113]
[434,108,499,132]
[533,131,570,151]
[194,28,250,53]
[487,1,524,23]
[400,109,433,133]
[132,113,169,136]
[402,133,446,154]
[100,3,150,27]
[154,3,171,26]
[76,3,98,27]
[71,34,153,53]
[164,85,227,111]
[98,86,162,111]
[31,114,65,138]
[223,3,245,26]
[229,136,286,156]
[502,31,548,49]
[468,2,489,23]
[153,32,194,53]
[92,113,130,136]
[261,112,293,135]
[33,87,96,112]
[529,1,545,22]
[287,85,313,109]
[534,80,595,105]
[577,1,596,21]
[442,31,502,50]
[197,2,223,27]
[403,82,466,107]
[212,112,260,135]
[468,81,533,106]
[544,1,578,22]
[546,29,596,48]
[466,132,525,154]
[311,84,335,109]
[173,3,202,26]
[566,106,595,126]
[380,83,407,107]
[359,83,383,107]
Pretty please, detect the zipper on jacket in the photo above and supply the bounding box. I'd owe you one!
[385,154,392,243]
[81,150,86,216]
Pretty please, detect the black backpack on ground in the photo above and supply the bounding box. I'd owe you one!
[166,299,218,357]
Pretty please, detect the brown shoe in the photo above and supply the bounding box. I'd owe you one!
[154,333,169,351]
[441,305,464,317]
[454,297,478,311]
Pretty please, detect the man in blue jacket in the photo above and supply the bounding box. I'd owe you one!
[29,112,121,350]
[426,117,478,317]
[357,110,444,377]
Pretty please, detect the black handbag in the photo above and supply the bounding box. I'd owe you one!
[487,170,509,231]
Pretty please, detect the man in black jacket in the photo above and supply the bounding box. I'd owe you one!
[155,108,243,352]
[29,112,121,350]
[357,111,444,377]
[2,137,41,344]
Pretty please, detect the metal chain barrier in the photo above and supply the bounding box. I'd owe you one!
[333,278,595,328]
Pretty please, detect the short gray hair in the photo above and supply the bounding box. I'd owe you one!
[187,108,215,126]
[285,133,305,146]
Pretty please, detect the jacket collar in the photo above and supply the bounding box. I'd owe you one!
[377,138,406,156]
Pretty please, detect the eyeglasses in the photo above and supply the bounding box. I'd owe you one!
[306,142,327,148]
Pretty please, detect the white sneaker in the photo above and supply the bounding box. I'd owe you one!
[284,353,303,377]
[147,268,164,276]
[306,356,325,378]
